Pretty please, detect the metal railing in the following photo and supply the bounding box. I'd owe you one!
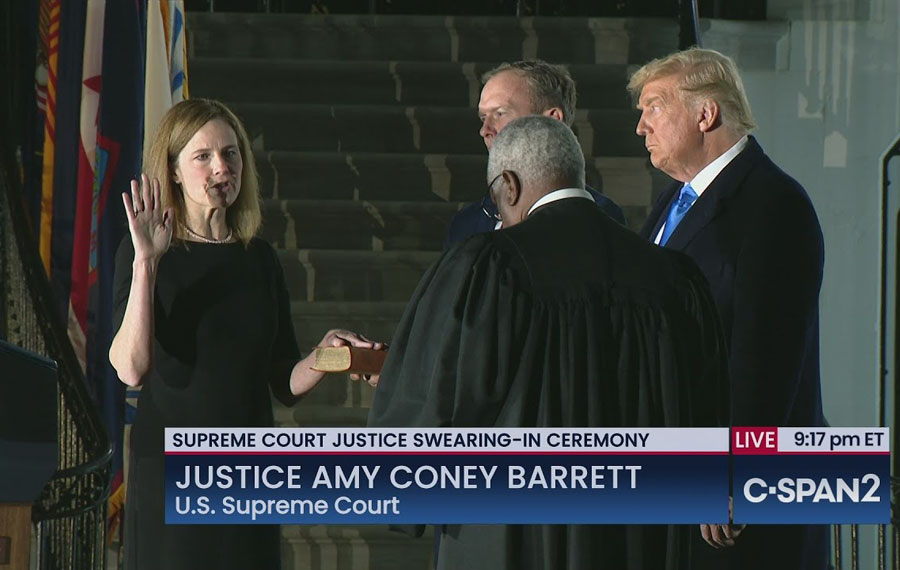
[871,131,900,570]
[1,137,112,570]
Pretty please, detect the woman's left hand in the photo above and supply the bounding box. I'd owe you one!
[316,329,386,388]
[317,329,384,351]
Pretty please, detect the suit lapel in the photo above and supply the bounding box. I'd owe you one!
[663,136,765,250]
[639,184,679,241]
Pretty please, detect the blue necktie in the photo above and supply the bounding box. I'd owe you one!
[659,184,697,246]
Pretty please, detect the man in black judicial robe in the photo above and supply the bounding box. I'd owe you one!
[368,115,731,570]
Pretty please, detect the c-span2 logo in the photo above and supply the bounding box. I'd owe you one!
[732,427,889,524]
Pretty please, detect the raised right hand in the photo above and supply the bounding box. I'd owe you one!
[123,173,173,263]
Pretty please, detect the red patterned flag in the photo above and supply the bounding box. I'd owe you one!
[68,0,106,371]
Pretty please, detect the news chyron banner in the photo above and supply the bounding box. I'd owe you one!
[732,427,890,524]
[164,428,729,524]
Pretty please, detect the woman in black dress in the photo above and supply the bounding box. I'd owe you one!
[109,99,379,570]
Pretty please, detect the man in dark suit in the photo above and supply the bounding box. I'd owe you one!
[630,47,828,569]
[444,60,625,249]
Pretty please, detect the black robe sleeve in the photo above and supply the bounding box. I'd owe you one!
[369,234,523,427]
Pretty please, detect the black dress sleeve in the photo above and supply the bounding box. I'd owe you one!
[258,239,302,406]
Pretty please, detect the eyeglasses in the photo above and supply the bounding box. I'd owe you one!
[482,173,503,222]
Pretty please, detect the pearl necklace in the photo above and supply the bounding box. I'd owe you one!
[182,224,233,244]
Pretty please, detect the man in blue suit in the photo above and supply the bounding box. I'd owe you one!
[444,60,625,249]
[631,47,828,570]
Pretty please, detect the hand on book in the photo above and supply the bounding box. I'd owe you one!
[317,329,385,352]
[315,329,386,388]
[291,330,386,397]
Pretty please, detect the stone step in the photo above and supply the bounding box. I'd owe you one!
[284,404,371,428]
[188,13,672,64]
[260,199,465,251]
[273,395,373,429]
[272,370,376,415]
[191,58,632,109]
[291,374,378,413]
[253,151,487,202]
[232,102,644,156]
[253,152,656,201]
[291,301,407,351]
[270,407,431,570]
[281,524,433,570]
[277,249,439,303]
[261,192,654,255]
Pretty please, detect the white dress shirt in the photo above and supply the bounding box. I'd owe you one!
[654,135,749,245]
[493,187,595,230]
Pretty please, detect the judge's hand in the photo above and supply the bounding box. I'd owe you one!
[700,497,745,548]
[700,523,745,548]
[352,372,381,388]
[123,174,173,264]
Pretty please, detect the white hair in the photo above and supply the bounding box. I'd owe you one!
[487,115,585,190]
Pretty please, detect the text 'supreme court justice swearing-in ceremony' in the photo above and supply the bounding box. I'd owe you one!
[2,1,900,570]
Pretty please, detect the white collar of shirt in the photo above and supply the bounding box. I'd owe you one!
[527,187,594,216]
[653,135,748,244]
[688,135,748,196]
[494,187,593,230]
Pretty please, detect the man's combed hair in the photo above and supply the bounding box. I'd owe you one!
[488,115,585,190]
[143,98,262,246]
[627,47,756,136]
[483,60,577,126]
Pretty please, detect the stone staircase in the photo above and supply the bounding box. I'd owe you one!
[187,12,679,569]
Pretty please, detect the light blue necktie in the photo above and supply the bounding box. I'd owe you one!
[660,184,698,246]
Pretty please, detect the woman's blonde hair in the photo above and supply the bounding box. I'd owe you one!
[143,98,261,245]
[628,47,756,136]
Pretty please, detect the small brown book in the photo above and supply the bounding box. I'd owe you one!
[312,346,387,374]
